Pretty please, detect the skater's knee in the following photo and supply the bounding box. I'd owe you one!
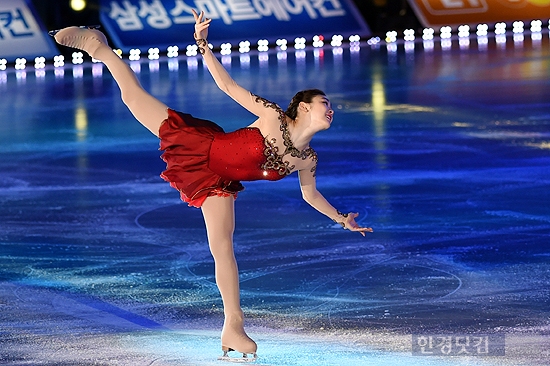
[208,238,235,259]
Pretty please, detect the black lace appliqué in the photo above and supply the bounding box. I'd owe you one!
[253,93,318,177]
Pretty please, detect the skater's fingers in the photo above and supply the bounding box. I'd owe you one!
[193,9,205,23]
[351,226,373,234]
[192,9,200,21]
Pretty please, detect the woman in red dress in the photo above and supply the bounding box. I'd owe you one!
[51,10,372,362]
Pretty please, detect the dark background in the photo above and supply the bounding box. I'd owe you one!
[31,0,422,36]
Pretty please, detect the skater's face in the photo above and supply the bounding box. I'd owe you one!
[301,95,334,130]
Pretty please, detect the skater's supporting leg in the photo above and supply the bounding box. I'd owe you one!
[201,195,257,355]
[53,27,167,136]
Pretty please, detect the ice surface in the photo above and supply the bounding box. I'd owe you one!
[0,36,549,365]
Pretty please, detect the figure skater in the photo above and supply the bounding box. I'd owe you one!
[50,10,372,362]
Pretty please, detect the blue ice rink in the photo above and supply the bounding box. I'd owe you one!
[0,34,549,365]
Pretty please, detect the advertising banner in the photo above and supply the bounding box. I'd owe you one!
[408,0,550,27]
[99,0,370,51]
[0,0,58,62]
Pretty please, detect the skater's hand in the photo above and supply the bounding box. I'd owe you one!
[192,9,211,40]
[341,212,373,237]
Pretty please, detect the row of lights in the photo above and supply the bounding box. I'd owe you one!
[0,34,360,71]
[386,19,548,43]
[1,20,548,71]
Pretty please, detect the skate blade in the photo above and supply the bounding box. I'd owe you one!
[218,352,257,363]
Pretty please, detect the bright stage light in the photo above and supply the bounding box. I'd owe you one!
[34,56,46,69]
[186,44,198,57]
[167,46,179,58]
[0,59,7,71]
[440,26,452,39]
[495,22,506,35]
[220,43,232,56]
[422,28,434,40]
[331,35,343,47]
[531,20,542,33]
[367,37,380,46]
[129,49,141,61]
[258,39,269,52]
[458,25,469,38]
[239,41,250,53]
[72,51,84,64]
[294,37,306,50]
[70,0,86,12]
[54,55,64,67]
[513,21,524,34]
[276,39,287,51]
[385,31,397,43]
[148,48,160,60]
[15,58,26,70]
[404,29,415,41]
[476,24,488,37]
[312,35,324,48]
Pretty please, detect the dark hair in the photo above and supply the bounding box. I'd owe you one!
[285,89,326,120]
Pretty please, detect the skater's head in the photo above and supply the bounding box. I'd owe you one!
[286,89,333,131]
[285,89,326,120]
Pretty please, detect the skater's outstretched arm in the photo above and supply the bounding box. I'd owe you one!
[193,10,278,119]
[298,165,373,236]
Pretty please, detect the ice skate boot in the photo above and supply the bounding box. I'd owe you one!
[49,26,108,59]
[218,313,257,363]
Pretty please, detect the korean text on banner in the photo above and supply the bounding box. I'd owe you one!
[0,0,58,62]
[408,0,550,27]
[100,0,370,51]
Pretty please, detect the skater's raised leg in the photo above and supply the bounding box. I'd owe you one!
[201,195,257,359]
[52,27,167,136]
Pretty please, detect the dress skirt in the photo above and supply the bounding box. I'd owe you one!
[158,109,244,208]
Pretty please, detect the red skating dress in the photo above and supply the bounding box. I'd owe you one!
[159,109,288,208]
